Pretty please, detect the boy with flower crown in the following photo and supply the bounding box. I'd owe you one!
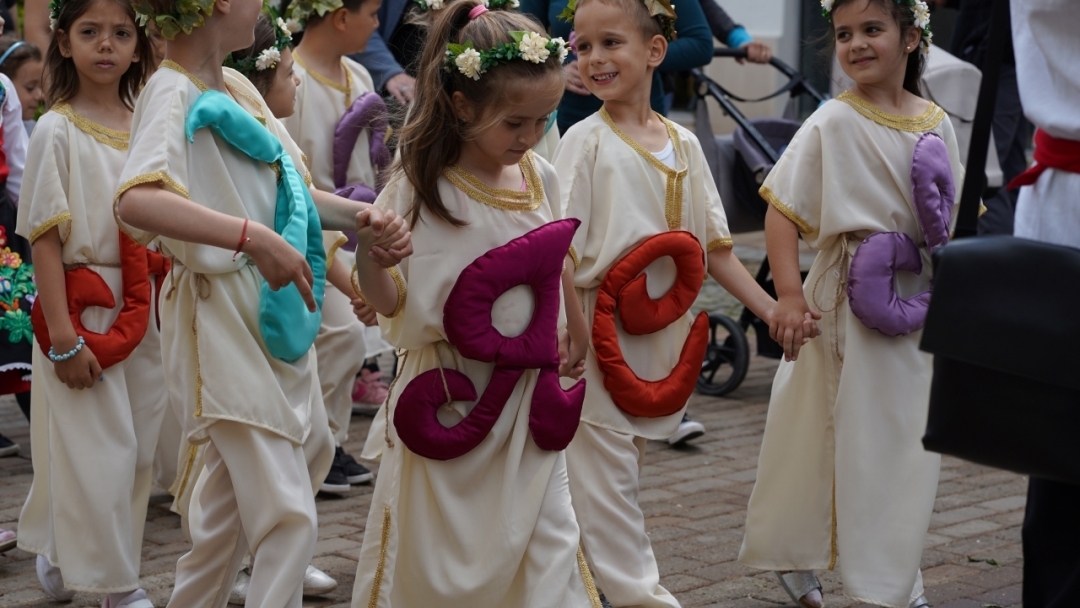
[282,0,386,496]
[115,0,412,602]
[551,0,805,605]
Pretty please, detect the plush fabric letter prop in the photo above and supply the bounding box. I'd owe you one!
[847,133,955,336]
[332,92,391,203]
[592,231,709,418]
[31,232,168,369]
[185,90,326,362]
[394,219,585,460]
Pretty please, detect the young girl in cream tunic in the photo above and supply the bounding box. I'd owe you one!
[282,0,386,491]
[350,3,597,606]
[738,2,962,607]
[552,0,810,605]
[113,0,412,602]
[15,0,164,605]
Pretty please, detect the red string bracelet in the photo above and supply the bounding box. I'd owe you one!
[233,218,250,261]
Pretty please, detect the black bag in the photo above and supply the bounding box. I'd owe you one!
[919,0,1080,484]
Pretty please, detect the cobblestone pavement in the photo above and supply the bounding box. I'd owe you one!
[0,236,1027,608]
[0,356,1028,608]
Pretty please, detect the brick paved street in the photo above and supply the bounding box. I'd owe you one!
[0,351,1028,607]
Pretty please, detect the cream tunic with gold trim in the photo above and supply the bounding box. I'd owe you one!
[738,93,964,608]
[115,64,321,464]
[284,54,377,195]
[552,109,732,440]
[351,153,596,608]
[16,105,168,592]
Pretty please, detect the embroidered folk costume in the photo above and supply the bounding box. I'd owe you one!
[553,109,732,607]
[116,65,333,608]
[16,104,169,593]
[351,152,598,608]
[738,93,964,608]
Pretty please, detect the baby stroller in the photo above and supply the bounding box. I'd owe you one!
[692,48,828,397]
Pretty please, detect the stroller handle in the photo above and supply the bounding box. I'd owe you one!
[709,47,828,104]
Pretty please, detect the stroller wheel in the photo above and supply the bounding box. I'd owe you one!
[696,313,750,397]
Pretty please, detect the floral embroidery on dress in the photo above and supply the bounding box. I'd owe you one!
[0,226,36,345]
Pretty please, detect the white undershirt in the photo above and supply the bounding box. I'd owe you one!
[651,140,676,169]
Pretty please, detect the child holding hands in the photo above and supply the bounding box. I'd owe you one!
[553,0,814,605]
[114,0,410,603]
[739,2,962,607]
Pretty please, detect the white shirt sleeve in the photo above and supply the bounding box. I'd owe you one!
[0,73,29,203]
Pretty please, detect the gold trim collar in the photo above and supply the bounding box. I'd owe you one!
[293,51,354,106]
[599,107,688,230]
[444,151,544,212]
[837,91,945,133]
[163,59,209,92]
[51,103,130,151]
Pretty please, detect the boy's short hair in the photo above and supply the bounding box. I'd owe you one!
[576,0,664,40]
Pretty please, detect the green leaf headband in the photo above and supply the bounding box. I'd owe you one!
[821,0,933,54]
[446,30,568,80]
[558,0,677,42]
[224,13,293,75]
[133,0,217,39]
[284,0,343,29]
[412,0,519,12]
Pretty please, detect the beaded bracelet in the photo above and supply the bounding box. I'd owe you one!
[48,336,85,362]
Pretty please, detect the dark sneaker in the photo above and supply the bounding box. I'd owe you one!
[336,447,374,485]
[667,413,705,446]
[0,434,19,457]
[319,461,351,495]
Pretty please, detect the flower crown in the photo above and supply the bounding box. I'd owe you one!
[558,0,677,41]
[224,14,293,74]
[821,0,932,54]
[48,0,62,30]
[285,0,344,28]
[447,31,568,80]
[133,0,217,39]
[413,0,518,11]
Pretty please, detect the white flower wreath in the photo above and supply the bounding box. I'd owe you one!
[447,31,569,81]
[821,0,933,54]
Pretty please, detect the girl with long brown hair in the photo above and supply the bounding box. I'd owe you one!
[349,2,596,605]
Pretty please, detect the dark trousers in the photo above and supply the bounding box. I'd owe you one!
[1023,477,1080,607]
[978,63,1032,236]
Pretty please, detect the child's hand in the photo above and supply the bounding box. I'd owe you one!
[352,298,378,326]
[558,327,587,379]
[245,223,316,312]
[767,296,822,362]
[53,344,102,390]
[356,208,413,268]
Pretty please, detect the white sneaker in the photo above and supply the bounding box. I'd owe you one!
[36,554,76,601]
[910,595,930,608]
[103,588,155,608]
[228,565,337,604]
[302,565,338,595]
[668,414,705,446]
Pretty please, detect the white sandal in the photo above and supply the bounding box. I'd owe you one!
[776,571,824,608]
[910,595,930,608]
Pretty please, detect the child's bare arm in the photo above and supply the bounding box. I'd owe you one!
[706,246,776,325]
[764,205,821,361]
[118,184,317,311]
[353,208,406,316]
[33,228,102,389]
[560,257,588,379]
[310,190,413,268]
[326,255,354,295]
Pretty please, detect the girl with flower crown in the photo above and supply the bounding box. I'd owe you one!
[737,1,959,607]
[348,2,596,606]
[113,0,412,599]
[14,0,164,604]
